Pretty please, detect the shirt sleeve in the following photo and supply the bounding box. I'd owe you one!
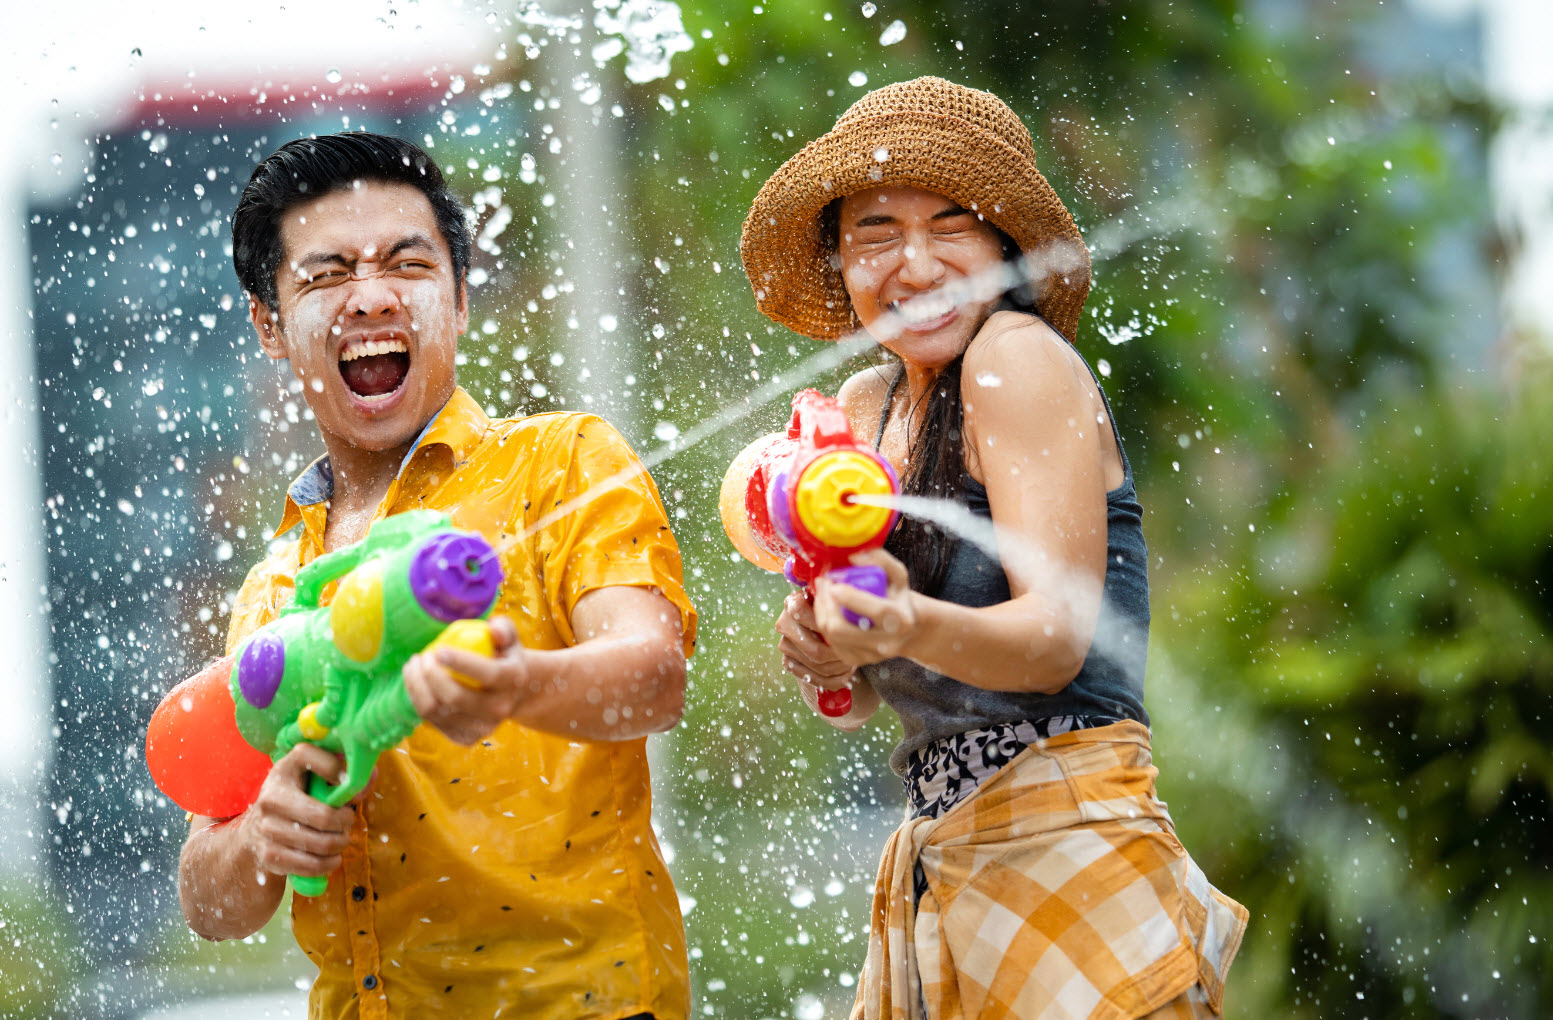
[527,415,697,656]
[224,541,300,655]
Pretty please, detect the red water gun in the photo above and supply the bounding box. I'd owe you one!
[720,389,900,717]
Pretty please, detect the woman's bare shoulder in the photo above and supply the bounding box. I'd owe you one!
[963,311,1083,396]
[836,364,897,436]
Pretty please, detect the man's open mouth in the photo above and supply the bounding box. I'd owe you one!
[339,337,410,398]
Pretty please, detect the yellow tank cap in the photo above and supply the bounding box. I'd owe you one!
[793,450,894,549]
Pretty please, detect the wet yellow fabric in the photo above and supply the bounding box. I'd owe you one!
[227,387,697,1020]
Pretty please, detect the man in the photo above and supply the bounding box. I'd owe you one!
[178,132,696,1020]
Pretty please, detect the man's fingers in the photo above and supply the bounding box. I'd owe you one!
[259,782,354,834]
[257,846,343,879]
[257,814,351,858]
[487,615,519,652]
[434,647,504,687]
[276,743,346,787]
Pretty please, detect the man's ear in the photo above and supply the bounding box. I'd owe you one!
[455,280,470,336]
[249,295,287,361]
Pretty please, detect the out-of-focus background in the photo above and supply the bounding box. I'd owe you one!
[1,0,1548,1017]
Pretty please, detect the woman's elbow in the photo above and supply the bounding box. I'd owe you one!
[1018,635,1087,695]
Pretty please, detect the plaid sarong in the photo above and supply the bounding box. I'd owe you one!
[852,720,1247,1020]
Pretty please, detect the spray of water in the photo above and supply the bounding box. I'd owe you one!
[847,491,1146,680]
[490,240,1088,557]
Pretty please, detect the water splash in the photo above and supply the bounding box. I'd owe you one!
[593,0,694,84]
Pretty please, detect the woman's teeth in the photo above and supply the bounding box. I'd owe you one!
[339,338,409,362]
[893,294,956,325]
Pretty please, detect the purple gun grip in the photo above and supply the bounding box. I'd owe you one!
[828,565,888,628]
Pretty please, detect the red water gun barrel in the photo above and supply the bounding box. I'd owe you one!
[720,389,900,717]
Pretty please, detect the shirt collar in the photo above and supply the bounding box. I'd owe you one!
[271,387,491,538]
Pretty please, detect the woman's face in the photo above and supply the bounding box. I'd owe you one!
[837,185,1008,369]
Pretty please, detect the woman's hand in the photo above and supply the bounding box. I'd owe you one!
[403,616,530,745]
[775,590,882,729]
[775,590,856,690]
[812,548,919,667]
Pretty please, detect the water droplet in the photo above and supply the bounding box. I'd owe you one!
[599,313,619,333]
[861,2,877,17]
[873,146,890,162]
[849,71,868,88]
[789,885,815,908]
[879,19,907,45]
[653,421,681,442]
[795,993,825,1020]
[325,68,342,84]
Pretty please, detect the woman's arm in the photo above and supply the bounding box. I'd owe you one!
[814,315,1116,695]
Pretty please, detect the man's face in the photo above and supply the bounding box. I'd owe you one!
[250,180,467,453]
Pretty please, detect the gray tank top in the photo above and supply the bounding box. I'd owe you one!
[862,350,1151,777]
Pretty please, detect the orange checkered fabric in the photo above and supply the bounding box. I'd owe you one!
[851,720,1247,1020]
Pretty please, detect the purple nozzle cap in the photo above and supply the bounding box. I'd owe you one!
[410,533,504,622]
[238,633,286,709]
[829,565,888,628]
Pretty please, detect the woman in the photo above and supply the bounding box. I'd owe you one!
[740,78,1247,1019]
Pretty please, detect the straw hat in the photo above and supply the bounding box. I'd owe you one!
[740,76,1090,343]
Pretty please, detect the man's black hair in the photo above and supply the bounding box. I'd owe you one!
[232,132,471,311]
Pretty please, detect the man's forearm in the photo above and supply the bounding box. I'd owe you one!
[513,632,686,741]
[179,816,285,941]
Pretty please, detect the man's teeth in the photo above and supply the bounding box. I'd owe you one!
[339,338,409,362]
[894,294,956,325]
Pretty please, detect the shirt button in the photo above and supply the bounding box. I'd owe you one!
[363,975,378,990]
[352,886,367,902]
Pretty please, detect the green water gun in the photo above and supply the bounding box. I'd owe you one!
[228,509,504,896]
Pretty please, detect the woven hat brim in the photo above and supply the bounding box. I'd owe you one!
[740,110,1091,343]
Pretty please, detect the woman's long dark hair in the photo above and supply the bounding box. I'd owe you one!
[821,198,1039,596]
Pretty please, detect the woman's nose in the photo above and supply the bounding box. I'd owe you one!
[897,239,945,289]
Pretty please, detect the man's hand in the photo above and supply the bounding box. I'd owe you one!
[238,743,357,881]
[403,616,530,745]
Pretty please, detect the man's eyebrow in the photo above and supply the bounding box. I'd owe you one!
[383,234,439,260]
[294,234,439,271]
[931,205,973,220]
[296,251,350,271]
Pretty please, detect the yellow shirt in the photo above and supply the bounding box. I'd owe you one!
[227,388,697,1020]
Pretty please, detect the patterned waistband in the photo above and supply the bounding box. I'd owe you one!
[902,716,1117,819]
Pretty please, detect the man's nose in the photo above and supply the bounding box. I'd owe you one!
[346,273,402,317]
